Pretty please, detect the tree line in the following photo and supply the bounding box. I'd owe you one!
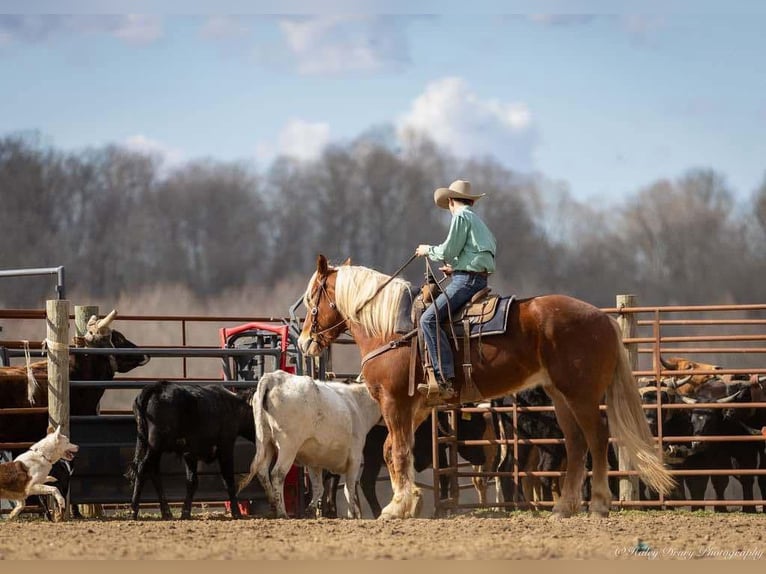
[1,130,765,311]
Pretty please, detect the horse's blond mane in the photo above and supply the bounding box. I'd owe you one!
[303,264,411,338]
[332,266,409,338]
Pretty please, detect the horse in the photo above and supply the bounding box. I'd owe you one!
[297,254,675,519]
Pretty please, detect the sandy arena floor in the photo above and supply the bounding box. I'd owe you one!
[1,510,766,560]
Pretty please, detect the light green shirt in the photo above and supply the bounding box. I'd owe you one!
[427,206,496,273]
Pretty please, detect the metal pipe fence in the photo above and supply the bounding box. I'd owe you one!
[433,302,766,515]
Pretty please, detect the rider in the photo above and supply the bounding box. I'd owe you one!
[414,179,497,398]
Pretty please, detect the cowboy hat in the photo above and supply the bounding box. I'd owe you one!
[433,179,486,209]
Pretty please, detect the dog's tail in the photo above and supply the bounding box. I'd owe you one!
[125,381,166,484]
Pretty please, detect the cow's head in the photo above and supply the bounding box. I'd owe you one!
[679,377,739,452]
[637,378,676,436]
[72,310,150,379]
[660,356,722,393]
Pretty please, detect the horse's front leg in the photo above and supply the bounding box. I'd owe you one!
[379,399,422,520]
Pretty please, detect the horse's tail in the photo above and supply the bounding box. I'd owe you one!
[237,374,274,494]
[606,320,676,496]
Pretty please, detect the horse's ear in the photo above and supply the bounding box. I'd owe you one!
[340,257,352,266]
[317,254,329,276]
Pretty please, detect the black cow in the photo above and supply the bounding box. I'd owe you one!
[720,379,766,512]
[637,382,694,506]
[126,381,256,520]
[496,387,618,507]
[324,407,498,518]
[677,377,742,511]
[495,388,565,505]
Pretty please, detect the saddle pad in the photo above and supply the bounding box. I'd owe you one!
[450,295,514,339]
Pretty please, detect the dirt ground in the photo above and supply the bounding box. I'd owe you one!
[1,510,766,560]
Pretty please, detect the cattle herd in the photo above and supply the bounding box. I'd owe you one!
[1,317,766,520]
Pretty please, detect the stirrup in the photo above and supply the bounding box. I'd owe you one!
[417,368,442,400]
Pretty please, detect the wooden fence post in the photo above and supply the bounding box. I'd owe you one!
[74,305,102,519]
[46,299,70,437]
[616,294,640,502]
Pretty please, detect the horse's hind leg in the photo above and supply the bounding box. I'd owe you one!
[569,402,611,517]
[545,387,589,518]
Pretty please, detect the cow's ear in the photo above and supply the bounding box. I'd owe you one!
[317,254,329,276]
[340,257,352,266]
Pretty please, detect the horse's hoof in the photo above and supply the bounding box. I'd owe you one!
[550,509,575,520]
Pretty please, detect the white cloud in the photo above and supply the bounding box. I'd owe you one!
[397,77,538,172]
[621,15,666,45]
[111,15,163,45]
[200,16,251,40]
[278,15,410,75]
[0,15,163,46]
[528,14,597,26]
[256,118,331,164]
[123,134,184,169]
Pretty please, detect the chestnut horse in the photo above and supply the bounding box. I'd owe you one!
[297,255,674,519]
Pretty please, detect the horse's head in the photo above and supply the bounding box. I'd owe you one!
[298,254,349,356]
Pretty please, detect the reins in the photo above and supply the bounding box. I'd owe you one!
[353,253,417,316]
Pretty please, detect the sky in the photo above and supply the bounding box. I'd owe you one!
[1,3,765,204]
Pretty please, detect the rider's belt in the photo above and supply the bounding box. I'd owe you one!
[455,270,489,278]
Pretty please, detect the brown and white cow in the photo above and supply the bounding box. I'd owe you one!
[0,311,150,446]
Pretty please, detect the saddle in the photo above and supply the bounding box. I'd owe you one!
[409,284,513,406]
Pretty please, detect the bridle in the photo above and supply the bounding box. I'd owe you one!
[307,275,348,350]
[306,254,418,352]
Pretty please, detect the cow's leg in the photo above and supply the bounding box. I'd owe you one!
[379,397,421,520]
[545,388,588,518]
[472,465,488,506]
[735,449,758,513]
[217,447,242,519]
[243,439,276,511]
[131,447,160,520]
[686,475,707,511]
[344,478,362,519]
[270,447,297,518]
[711,474,730,513]
[306,467,325,518]
[343,457,363,519]
[360,447,383,518]
[181,454,198,520]
[322,472,340,518]
[145,451,172,520]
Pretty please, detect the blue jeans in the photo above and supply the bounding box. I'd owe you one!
[421,271,488,380]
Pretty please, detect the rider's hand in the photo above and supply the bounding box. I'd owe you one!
[439,264,453,276]
[415,244,430,257]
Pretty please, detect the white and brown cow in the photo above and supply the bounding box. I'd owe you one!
[238,370,381,518]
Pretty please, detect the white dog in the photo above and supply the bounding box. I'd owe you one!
[0,426,79,521]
